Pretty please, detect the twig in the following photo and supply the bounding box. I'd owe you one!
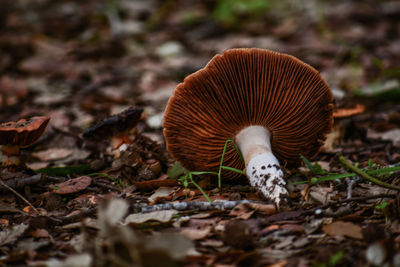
[0,173,65,191]
[339,155,400,191]
[345,177,355,199]
[51,207,97,225]
[131,200,252,213]
[0,207,30,215]
[0,179,40,215]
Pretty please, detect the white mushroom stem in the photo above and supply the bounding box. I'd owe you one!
[235,126,288,206]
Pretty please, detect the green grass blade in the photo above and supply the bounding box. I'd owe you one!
[218,139,245,188]
[300,154,314,172]
[189,173,211,202]
[366,166,400,175]
[231,139,245,164]
[35,164,92,176]
[218,139,231,188]
[220,166,245,175]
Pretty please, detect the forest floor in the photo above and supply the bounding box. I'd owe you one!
[0,0,400,266]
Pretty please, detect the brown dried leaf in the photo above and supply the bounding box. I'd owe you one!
[148,187,175,203]
[246,202,276,215]
[144,232,196,260]
[31,228,50,238]
[32,148,73,162]
[51,176,92,195]
[180,226,212,240]
[322,221,363,239]
[229,203,255,220]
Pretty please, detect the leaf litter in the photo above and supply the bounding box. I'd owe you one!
[0,0,400,266]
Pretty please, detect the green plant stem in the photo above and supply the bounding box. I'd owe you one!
[87,172,117,181]
[189,173,211,202]
[218,139,245,189]
[179,139,245,202]
[339,155,400,191]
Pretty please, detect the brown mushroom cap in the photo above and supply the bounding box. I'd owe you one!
[0,116,50,147]
[163,48,334,178]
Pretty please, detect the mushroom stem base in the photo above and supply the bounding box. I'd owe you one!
[235,126,288,206]
[246,153,288,207]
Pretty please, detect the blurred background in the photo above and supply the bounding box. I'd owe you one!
[0,0,399,148]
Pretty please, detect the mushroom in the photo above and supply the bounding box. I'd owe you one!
[163,48,334,206]
[0,116,50,166]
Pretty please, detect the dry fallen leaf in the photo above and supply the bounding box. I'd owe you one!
[229,202,275,219]
[31,228,50,238]
[124,210,178,224]
[51,176,92,194]
[180,226,212,240]
[0,223,29,246]
[32,148,73,161]
[44,253,92,267]
[322,221,363,239]
[148,186,175,203]
[368,128,400,147]
[246,202,276,215]
[144,232,197,260]
[229,203,255,219]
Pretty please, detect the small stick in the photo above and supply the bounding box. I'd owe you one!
[52,207,97,225]
[345,177,355,199]
[339,155,400,191]
[0,179,40,215]
[0,174,65,191]
[131,200,252,213]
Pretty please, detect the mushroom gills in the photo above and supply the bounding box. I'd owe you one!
[235,126,288,206]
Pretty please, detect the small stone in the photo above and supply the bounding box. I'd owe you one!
[366,242,386,266]
[156,41,184,58]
